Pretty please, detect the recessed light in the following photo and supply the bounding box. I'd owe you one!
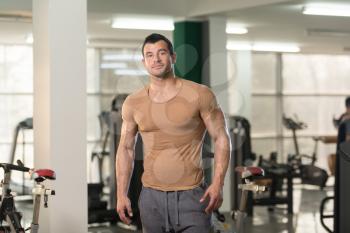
[226,24,248,34]
[303,4,350,17]
[227,41,300,53]
[111,15,174,31]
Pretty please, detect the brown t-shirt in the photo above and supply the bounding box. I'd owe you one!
[122,78,219,191]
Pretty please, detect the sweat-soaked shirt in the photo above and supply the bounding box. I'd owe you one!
[121,78,219,191]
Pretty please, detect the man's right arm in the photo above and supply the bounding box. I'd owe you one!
[116,101,138,224]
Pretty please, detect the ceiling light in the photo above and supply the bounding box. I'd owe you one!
[102,54,143,61]
[303,4,350,17]
[226,24,248,34]
[253,43,300,53]
[226,42,252,50]
[306,28,350,37]
[100,63,128,69]
[114,69,147,76]
[26,33,33,44]
[227,41,300,53]
[111,15,174,31]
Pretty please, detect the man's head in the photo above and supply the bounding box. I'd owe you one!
[346,96,350,109]
[142,33,174,56]
[141,33,176,78]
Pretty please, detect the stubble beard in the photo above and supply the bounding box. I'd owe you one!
[151,65,174,80]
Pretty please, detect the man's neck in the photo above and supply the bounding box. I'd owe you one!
[148,73,182,103]
[149,72,177,92]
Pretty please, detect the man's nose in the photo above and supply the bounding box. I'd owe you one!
[154,54,161,62]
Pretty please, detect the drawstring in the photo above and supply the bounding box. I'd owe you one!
[165,192,170,232]
[175,191,179,226]
[164,191,180,232]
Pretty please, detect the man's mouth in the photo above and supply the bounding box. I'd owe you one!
[153,65,164,69]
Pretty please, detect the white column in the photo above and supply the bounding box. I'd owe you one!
[206,16,232,212]
[33,0,87,232]
[231,51,252,119]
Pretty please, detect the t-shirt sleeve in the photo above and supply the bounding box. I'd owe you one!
[121,96,135,123]
[198,85,220,120]
[345,120,350,134]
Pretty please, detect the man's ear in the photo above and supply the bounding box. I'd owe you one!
[171,52,176,64]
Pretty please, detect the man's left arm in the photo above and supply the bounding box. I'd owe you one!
[199,93,231,214]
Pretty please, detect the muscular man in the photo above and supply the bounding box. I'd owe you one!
[116,33,230,233]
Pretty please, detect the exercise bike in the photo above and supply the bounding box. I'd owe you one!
[282,114,328,189]
[213,166,266,233]
[0,161,56,233]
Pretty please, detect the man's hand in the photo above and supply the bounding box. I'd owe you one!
[199,183,223,214]
[116,195,133,225]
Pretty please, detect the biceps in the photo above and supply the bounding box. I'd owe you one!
[203,109,227,139]
[120,121,138,149]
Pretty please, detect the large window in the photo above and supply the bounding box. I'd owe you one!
[248,53,349,170]
[0,45,146,183]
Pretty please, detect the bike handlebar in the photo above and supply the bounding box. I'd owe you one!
[0,162,30,173]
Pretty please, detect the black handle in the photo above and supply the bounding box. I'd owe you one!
[0,163,30,173]
[319,196,334,233]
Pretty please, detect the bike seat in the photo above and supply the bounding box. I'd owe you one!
[32,169,56,182]
[235,166,265,179]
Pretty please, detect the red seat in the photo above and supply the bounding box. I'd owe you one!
[235,166,264,179]
[32,169,56,182]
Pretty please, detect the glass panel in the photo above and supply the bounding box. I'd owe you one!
[100,48,147,94]
[87,96,101,142]
[283,96,342,136]
[1,46,32,93]
[251,96,277,134]
[282,137,331,171]
[252,53,277,93]
[0,45,4,83]
[87,48,100,93]
[283,54,350,93]
[251,138,278,161]
[0,96,33,142]
[0,144,11,169]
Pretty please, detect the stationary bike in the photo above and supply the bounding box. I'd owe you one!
[282,115,328,189]
[0,161,56,233]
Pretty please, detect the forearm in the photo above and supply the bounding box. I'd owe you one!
[212,131,231,187]
[346,134,350,142]
[116,147,135,197]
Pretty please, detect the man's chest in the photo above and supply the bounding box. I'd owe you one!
[134,99,202,133]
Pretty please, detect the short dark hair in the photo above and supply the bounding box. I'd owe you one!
[142,33,174,56]
[346,96,350,108]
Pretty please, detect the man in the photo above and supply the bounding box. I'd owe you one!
[116,33,230,233]
[337,97,350,145]
[334,96,350,128]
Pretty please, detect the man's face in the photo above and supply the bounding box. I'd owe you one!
[142,40,176,78]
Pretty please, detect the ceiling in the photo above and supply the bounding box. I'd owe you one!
[1,0,350,53]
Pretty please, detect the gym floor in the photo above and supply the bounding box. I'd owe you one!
[85,178,334,233]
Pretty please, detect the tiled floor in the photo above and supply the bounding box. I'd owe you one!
[11,178,334,233]
[88,179,335,233]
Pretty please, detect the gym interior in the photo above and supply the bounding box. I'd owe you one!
[0,0,349,232]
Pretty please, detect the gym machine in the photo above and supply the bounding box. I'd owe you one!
[230,116,295,215]
[0,160,55,233]
[88,94,143,230]
[320,119,350,233]
[282,115,328,189]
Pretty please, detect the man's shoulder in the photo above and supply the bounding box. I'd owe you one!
[124,86,148,106]
[180,78,212,93]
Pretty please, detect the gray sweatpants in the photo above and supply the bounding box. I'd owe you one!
[138,184,213,233]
